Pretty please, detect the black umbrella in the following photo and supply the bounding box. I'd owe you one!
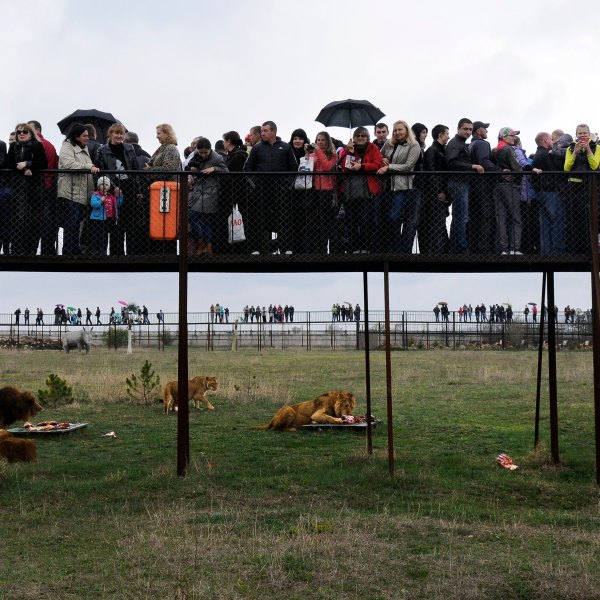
[57,109,121,144]
[315,99,385,130]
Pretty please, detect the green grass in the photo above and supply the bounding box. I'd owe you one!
[1,348,599,599]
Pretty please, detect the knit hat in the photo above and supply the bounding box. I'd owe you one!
[97,176,111,189]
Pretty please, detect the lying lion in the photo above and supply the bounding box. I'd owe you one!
[249,390,356,432]
[163,376,218,415]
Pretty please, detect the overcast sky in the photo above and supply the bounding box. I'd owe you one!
[1,0,598,314]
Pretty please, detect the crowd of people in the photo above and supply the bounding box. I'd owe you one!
[434,302,584,324]
[1,117,597,258]
[331,303,361,322]
[241,304,295,323]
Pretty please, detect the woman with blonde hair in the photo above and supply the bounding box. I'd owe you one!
[378,120,421,253]
[145,123,181,180]
[145,124,182,254]
[95,123,141,255]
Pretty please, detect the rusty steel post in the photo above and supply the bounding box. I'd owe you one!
[383,263,394,475]
[588,174,600,485]
[547,271,559,464]
[177,174,190,477]
[363,271,373,455]
[534,271,547,448]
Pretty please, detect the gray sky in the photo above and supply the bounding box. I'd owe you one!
[1,0,598,313]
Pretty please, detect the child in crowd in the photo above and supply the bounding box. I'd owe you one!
[88,176,123,256]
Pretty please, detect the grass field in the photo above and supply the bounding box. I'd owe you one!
[1,347,599,600]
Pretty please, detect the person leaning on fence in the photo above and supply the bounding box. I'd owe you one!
[422,124,450,255]
[492,127,541,255]
[95,123,142,256]
[446,118,484,254]
[468,121,501,255]
[28,120,59,255]
[563,124,600,254]
[411,123,429,253]
[378,121,421,253]
[185,138,229,255]
[339,127,383,253]
[289,128,312,254]
[57,123,99,255]
[220,131,249,254]
[300,131,339,254]
[5,123,48,255]
[532,132,567,255]
[243,121,298,254]
[87,176,123,256]
[0,135,11,254]
[144,124,181,255]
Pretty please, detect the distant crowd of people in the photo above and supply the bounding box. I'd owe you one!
[433,302,586,324]
[331,303,361,322]
[241,304,295,323]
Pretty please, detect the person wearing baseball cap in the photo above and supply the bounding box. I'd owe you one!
[498,127,520,140]
[472,121,490,133]
[469,121,501,254]
[492,128,540,255]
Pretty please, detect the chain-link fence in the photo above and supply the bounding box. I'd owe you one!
[0,169,597,261]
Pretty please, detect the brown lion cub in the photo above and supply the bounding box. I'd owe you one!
[249,390,356,432]
[163,376,218,415]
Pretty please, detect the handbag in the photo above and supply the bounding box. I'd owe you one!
[294,156,314,190]
[228,204,246,243]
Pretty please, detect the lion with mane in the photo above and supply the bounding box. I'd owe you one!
[163,376,218,414]
[249,390,356,432]
[0,385,42,429]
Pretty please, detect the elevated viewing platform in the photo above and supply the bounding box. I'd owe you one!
[0,170,596,274]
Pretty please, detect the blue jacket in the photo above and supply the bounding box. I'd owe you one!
[89,192,123,221]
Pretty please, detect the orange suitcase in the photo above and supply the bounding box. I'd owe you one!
[149,181,179,240]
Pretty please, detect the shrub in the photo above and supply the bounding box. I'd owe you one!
[126,360,161,406]
[104,327,129,348]
[234,370,259,401]
[38,373,74,408]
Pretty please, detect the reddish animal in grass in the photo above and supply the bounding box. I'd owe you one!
[0,430,37,463]
[0,386,42,429]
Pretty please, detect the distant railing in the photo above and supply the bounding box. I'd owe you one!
[0,310,592,351]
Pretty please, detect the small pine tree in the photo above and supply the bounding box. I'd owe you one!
[38,374,74,408]
[234,370,259,401]
[126,360,161,405]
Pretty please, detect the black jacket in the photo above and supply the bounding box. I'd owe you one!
[6,140,48,172]
[225,148,248,172]
[95,142,139,172]
[243,138,297,173]
[469,137,500,171]
[446,135,473,172]
[532,146,566,191]
[0,140,6,169]
[95,142,140,195]
[424,140,448,195]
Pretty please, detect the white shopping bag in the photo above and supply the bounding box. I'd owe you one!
[228,204,246,243]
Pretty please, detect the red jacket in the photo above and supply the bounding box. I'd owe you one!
[339,142,383,196]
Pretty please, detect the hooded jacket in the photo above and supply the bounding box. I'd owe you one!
[186,150,229,213]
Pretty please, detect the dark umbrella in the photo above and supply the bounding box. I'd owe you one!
[57,109,121,143]
[528,302,537,306]
[315,99,385,130]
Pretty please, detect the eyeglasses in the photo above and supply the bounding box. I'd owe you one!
[16,130,30,135]
[354,134,368,138]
